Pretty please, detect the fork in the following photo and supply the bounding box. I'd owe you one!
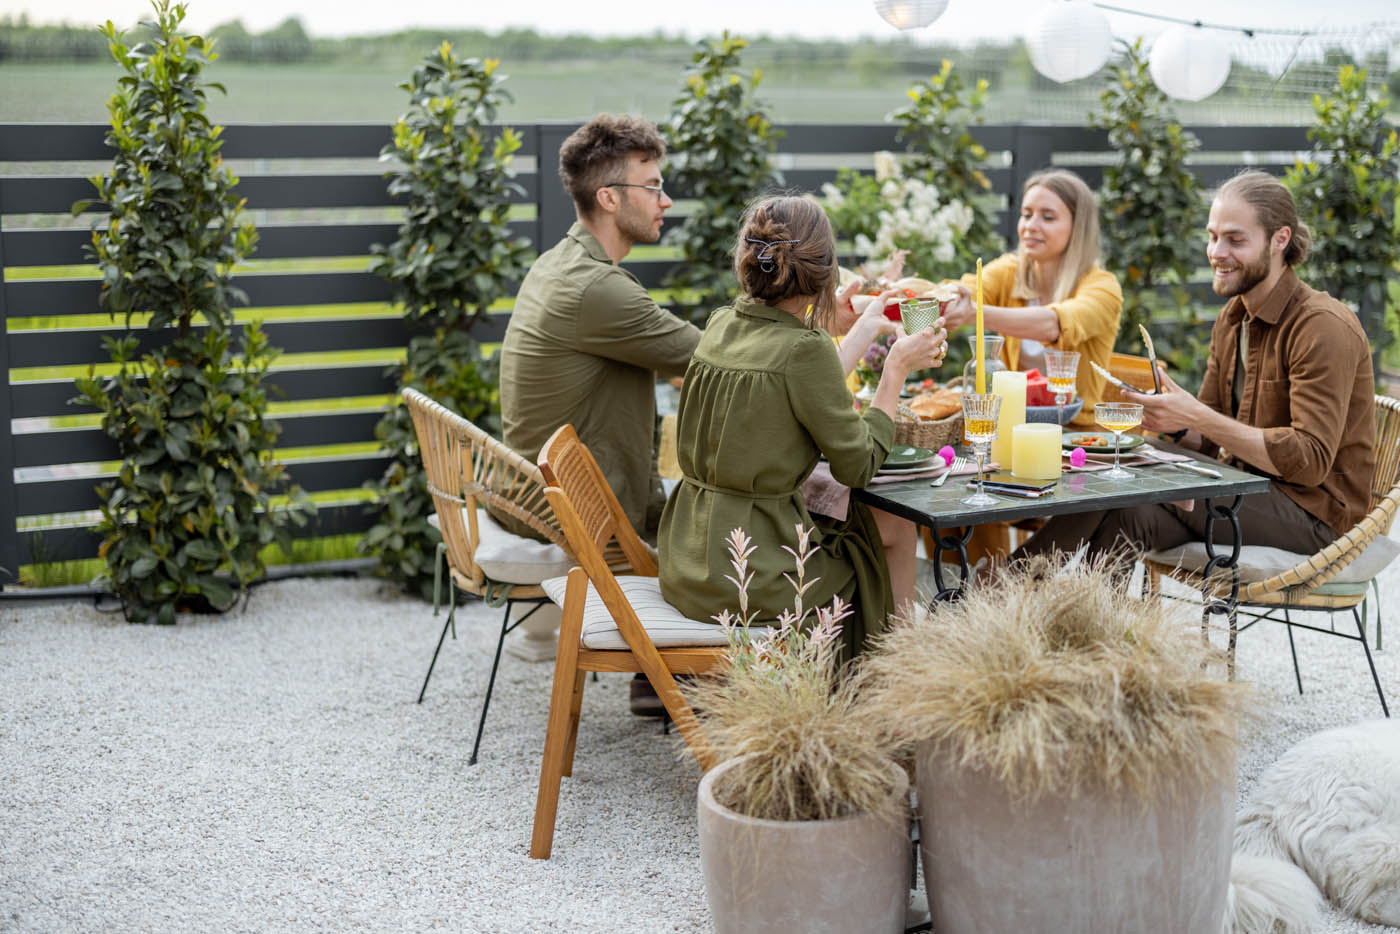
[930,456,967,487]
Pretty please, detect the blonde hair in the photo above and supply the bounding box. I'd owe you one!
[734,195,839,330]
[1012,169,1102,305]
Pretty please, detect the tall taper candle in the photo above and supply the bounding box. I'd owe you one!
[975,257,985,393]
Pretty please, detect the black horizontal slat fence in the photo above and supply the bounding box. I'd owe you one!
[1,120,1311,578]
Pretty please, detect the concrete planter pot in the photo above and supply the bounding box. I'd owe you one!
[697,755,910,934]
[915,740,1235,934]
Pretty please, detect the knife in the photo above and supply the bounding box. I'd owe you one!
[1138,324,1164,394]
[1167,459,1222,479]
[1089,360,1150,395]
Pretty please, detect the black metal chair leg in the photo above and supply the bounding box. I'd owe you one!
[417,601,456,704]
[1284,607,1303,696]
[468,601,516,765]
[1354,606,1390,718]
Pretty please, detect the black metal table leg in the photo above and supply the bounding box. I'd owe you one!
[1199,495,1244,679]
[929,525,975,602]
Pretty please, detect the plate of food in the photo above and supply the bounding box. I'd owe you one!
[1062,431,1146,454]
[883,445,936,468]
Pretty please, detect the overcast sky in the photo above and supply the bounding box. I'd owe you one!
[5,0,1398,43]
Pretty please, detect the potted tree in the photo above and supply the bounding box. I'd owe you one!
[860,555,1255,933]
[689,527,911,934]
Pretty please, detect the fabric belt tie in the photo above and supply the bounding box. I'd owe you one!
[681,475,798,500]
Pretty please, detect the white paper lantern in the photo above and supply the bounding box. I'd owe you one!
[1026,0,1113,84]
[1149,25,1232,101]
[873,0,951,31]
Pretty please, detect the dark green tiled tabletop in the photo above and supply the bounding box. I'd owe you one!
[855,445,1271,530]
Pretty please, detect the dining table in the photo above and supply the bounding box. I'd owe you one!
[854,440,1272,626]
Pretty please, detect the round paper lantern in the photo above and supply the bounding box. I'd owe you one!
[873,0,951,31]
[1149,25,1232,101]
[1026,0,1112,84]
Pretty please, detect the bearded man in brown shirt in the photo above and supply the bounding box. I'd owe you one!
[1018,170,1376,562]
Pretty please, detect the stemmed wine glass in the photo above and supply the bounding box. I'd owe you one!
[960,392,1003,506]
[1093,402,1144,480]
[1044,348,1080,428]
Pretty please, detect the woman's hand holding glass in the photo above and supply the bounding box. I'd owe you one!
[884,319,947,380]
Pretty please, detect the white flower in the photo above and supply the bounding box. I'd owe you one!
[873,150,901,182]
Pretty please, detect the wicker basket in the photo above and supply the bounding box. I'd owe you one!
[894,403,963,450]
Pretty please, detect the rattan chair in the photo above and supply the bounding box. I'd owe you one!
[402,388,575,764]
[531,423,730,859]
[1144,394,1400,715]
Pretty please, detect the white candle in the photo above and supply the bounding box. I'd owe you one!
[989,370,1027,469]
[1012,423,1063,480]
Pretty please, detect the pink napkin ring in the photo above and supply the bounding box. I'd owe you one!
[937,445,956,467]
[1069,447,1087,468]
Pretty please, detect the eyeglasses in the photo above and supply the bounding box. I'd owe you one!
[604,182,666,198]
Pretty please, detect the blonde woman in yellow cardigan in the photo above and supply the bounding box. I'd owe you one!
[943,169,1122,427]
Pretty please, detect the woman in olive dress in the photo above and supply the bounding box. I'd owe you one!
[658,195,946,657]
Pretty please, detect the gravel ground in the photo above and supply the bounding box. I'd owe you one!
[2,536,1398,934]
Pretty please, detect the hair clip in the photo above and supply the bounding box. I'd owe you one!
[745,237,801,273]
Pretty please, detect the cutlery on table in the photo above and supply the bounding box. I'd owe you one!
[1138,447,1222,478]
[931,456,966,487]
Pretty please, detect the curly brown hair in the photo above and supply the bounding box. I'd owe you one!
[558,114,667,218]
[734,195,838,330]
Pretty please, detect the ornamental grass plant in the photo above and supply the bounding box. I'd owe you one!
[859,554,1256,804]
[682,527,906,825]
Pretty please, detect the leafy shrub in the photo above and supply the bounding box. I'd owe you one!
[1089,39,1210,390]
[74,0,311,623]
[662,32,782,325]
[362,43,531,597]
[1286,65,1400,360]
[888,60,1004,275]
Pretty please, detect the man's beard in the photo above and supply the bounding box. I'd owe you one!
[1212,243,1270,298]
[616,194,661,245]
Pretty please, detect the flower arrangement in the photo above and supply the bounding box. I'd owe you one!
[822,150,975,283]
[685,526,906,824]
[853,332,897,392]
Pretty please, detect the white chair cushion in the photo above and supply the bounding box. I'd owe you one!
[540,574,768,651]
[428,508,574,585]
[1146,534,1400,585]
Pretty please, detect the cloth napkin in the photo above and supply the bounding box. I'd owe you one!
[1065,445,1197,471]
[803,458,991,521]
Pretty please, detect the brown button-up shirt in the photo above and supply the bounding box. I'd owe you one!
[1197,268,1375,535]
[500,222,701,537]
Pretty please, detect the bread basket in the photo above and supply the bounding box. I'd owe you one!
[894,402,963,449]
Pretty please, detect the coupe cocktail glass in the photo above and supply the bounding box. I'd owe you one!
[1093,402,1144,479]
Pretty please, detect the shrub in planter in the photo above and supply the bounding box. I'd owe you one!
[362,44,531,597]
[687,527,909,934]
[859,555,1255,933]
[74,0,312,624]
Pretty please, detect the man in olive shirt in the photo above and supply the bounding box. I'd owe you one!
[1018,170,1375,561]
[501,115,701,541]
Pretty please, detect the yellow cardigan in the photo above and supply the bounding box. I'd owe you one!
[958,253,1122,426]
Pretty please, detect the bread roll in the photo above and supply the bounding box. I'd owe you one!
[908,389,962,421]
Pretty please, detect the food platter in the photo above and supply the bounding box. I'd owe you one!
[1062,431,1145,454]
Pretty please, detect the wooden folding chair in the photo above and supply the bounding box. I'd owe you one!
[531,423,729,859]
[1145,394,1400,715]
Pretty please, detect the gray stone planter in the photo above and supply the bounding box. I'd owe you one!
[916,740,1235,934]
[697,755,910,934]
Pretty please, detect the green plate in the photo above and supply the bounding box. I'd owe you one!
[1062,431,1145,454]
[884,445,935,467]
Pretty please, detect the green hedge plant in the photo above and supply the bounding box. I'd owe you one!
[662,32,782,325]
[73,0,311,623]
[1089,39,1209,390]
[362,44,531,597]
[1286,65,1399,361]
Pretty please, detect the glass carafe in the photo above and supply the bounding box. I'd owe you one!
[961,334,1006,393]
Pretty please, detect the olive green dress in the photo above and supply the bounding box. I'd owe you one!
[658,299,896,658]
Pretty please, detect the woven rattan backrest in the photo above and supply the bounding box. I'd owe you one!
[1372,394,1400,524]
[402,389,569,592]
[537,424,659,580]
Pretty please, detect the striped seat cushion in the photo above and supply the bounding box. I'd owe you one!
[540,574,769,651]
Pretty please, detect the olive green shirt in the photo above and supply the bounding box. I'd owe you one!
[500,222,700,537]
[658,299,896,656]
